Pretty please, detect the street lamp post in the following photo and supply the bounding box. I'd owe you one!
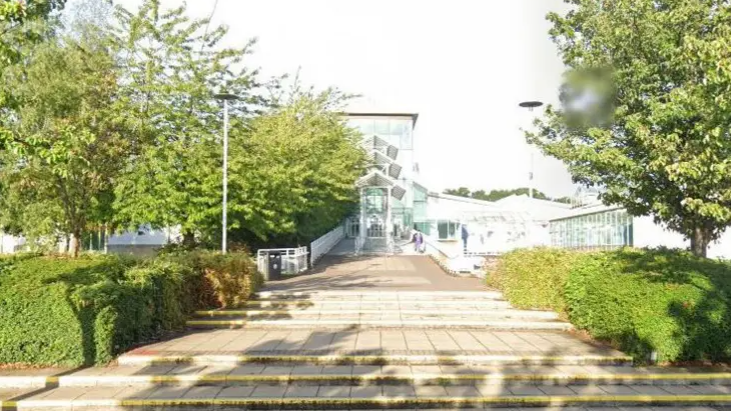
[214,92,239,254]
[518,101,544,199]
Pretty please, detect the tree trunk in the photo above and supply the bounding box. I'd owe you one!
[690,227,710,258]
[182,230,196,248]
[69,229,82,258]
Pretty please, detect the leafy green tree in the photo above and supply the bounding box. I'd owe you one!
[0,28,131,256]
[529,0,731,257]
[0,0,66,151]
[444,187,552,202]
[553,196,572,205]
[444,187,471,197]
[111,0,264,245]
[227,87,365,246]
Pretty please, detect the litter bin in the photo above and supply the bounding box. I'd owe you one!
[267,252,282,281]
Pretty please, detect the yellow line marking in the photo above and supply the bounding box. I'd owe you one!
[6,372,731,387]
[122,354,634,366]
[7,394,731,408]
[109,394,731,406]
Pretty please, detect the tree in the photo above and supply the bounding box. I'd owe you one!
[1,0,66,149]
[444,187,471,197]
[111,0,265,245]
[444,187,552,202]
[528,0,731,257]
[227,87,366,246]
[0,28,131,256]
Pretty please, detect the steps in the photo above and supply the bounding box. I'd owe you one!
[187,291,572,331]
[2,288,725,409]
[2,363,731,409]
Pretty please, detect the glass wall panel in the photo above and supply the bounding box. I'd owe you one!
[550,209,633,250]
[349,118,374,136]
[374,119,390,135]
[438,221,449,239]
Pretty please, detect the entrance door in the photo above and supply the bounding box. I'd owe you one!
[364,188,388,238]
[366,214,385,238]
[345,217,360,238]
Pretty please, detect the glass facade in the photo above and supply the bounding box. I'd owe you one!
[347,114,416,240]
[349,118,414,151]
[550,209,633,250]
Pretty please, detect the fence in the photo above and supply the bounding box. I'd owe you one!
[256,247,309,277]
[419,232,490,275]
[310,224,345,265]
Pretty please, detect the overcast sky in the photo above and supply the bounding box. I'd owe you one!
[108,0,577,197]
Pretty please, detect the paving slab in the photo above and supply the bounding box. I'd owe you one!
[264,255,486,292]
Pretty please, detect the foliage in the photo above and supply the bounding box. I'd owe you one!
[490,247,731,364]
[565,248,731,364]
[227,86,365,246]
[159,250,263,309]
[0,0,66,150]
[529,0,731,256]
[0,250,262,366]
[0,22,132,255]
[0,255,132,365]
[486,247,577,315]
[444,187,571,203]
[111,0,266,245]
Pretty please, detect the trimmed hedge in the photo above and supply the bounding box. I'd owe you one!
[0,251,262,367]
[486,247,577,316]
[487,247,731,364]
[157,250,263,309]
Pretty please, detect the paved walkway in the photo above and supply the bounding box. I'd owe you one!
[266,255,486,292]
[124,329,618,358]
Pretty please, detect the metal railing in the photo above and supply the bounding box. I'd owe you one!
[310,224,345,265]
[256,247,309,276]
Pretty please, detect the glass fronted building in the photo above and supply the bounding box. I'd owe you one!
[549,207,633,250]
[345,113,418,245]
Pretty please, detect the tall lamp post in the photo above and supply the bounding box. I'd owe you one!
[518,100,543,199]
[214,92,239,254]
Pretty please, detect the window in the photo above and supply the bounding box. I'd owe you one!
[374,119,390,135]
[437,220,459,240]
[550,209,634,250]
[349,118,374,135]
[414,222,431,235]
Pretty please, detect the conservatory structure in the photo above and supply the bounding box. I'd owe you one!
[343,111,565,256]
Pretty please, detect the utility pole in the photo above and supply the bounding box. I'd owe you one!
[518,101,544,199]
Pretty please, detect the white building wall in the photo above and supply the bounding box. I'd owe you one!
[107,225,180,246]
[0,234,25,254]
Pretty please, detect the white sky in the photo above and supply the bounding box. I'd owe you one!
[109,0,577,197]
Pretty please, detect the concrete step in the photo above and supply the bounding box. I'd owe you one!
[256,290,505,300]
[2,385,731,410]
[185,318,574,330]
[117,353,632,367]
[243,299,513,308]
[193,308,560,320]
[2,365,731,389]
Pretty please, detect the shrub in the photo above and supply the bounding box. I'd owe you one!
[486,247,577,315]
[159,250,263,308]
[0,249,263,367]
[0,255,132,366]
[565,248,731,364]
[490,247,731,364]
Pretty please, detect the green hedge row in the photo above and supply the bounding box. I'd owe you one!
[487,247,731,364]
[0,251,262,367]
